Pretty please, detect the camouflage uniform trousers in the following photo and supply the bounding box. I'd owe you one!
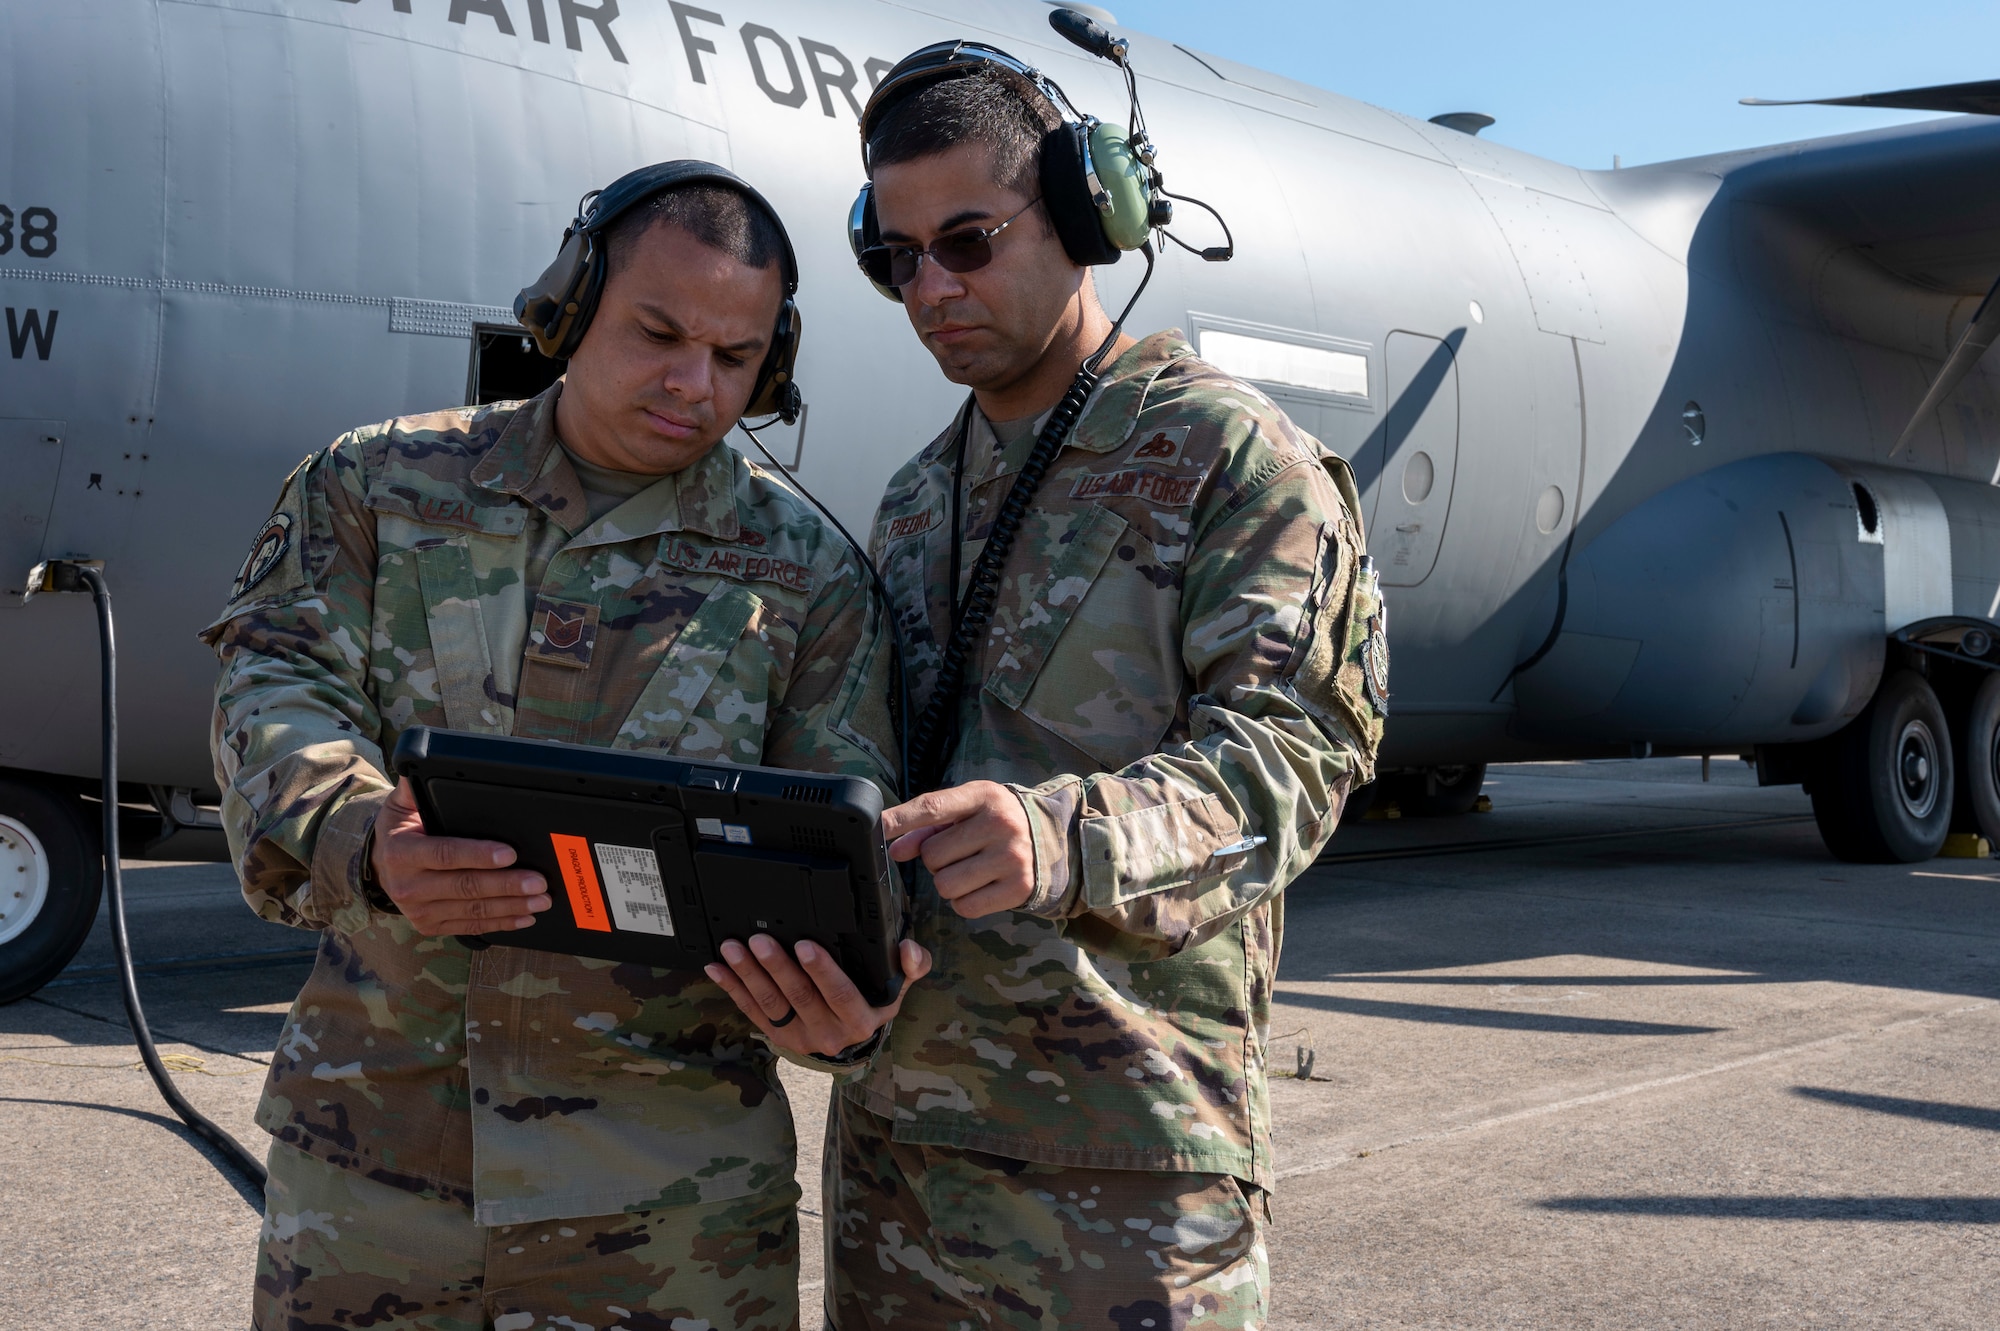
[255,1140,802,1331]
[825,1103,1269,1331]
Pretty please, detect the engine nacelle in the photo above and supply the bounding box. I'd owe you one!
[1511,453,1904,749]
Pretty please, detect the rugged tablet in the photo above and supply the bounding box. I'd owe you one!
[391,726,903,1006]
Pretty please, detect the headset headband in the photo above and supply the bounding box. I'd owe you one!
[515,159,805,423]
[848,17,1229,303]
[858,41,1082,175]
[580,161,800,296]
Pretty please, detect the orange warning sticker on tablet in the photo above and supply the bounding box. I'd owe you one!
[550,833,612,932]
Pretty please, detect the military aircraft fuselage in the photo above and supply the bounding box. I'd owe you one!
[6,0,1998,797]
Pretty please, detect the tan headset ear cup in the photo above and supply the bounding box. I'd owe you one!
[748,301,803,424]
[514,229,591,359]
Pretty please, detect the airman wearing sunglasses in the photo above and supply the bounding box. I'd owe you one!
[711,44,1385,1331]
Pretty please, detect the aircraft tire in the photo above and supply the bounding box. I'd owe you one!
[0,779,101,1005]
[1810,670,1954,864]
[1951,671,2000,846]
[1385,764,1488,818]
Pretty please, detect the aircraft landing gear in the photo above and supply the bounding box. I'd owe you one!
[1951,671,2000,846]
[0,778,100,1004]
[1810,670,1955,863]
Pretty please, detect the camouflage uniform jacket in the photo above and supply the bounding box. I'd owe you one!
[204,385,898,1226]
[847,331,1386,1188]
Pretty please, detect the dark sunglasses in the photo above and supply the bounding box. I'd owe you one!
[858,197,1043,290]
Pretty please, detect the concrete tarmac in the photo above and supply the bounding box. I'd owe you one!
[3,757,1995,1328]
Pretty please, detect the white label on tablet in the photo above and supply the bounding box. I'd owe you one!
[593,843,675,937]
[696,818,724,840]
[724,824,752,845]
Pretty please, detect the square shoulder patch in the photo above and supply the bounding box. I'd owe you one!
[1125,425,1191,466]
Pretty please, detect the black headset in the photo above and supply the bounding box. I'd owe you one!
[847,37,1165,301]
[515,160,805,425]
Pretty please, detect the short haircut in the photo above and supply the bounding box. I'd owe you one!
[866,65,1060,196]
[602,183,784,277]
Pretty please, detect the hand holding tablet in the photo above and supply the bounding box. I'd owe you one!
[392,726,908,1006]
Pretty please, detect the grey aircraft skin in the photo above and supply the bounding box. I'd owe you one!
[7,0,2000,992]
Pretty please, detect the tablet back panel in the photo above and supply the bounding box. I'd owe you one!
[392,727,902,1005]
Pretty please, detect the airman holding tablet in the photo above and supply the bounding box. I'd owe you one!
[206,163,927,1331]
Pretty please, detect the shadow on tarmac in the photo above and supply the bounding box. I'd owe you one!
[1273,989,1724,1035]
[1791,1086,2000,1132]
[1537,1195,2000,1223]
[0,1095,266,1208]
[1288,812,2000,1009]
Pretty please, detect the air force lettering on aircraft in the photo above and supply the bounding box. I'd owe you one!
[8,0,2000,998]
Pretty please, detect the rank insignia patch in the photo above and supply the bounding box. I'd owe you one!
[528,597,601,669]
[1126,425,1190,466]
[231,512,293,598]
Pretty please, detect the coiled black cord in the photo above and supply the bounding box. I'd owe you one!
[908,244,1157,792]
[907,368,1097,791]
[76,565,269,1196]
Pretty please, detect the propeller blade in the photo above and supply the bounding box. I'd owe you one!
[1889,271,2000,458]
[1741,77,2000,116]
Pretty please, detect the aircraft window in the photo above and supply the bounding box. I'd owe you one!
[467,325,565,406]
[1402,450,1435,504]
[1199,329,1368,398]
[1535,484,1566,535]
[1681,400,1706,446]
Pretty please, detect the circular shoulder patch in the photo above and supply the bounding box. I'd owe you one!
[231,512,294,598]
[1362,609,1390,716]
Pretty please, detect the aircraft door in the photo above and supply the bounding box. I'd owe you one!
[1374,333,1460,586]
[0,421,64,596]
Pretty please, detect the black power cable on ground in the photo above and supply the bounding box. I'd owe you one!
[30,559,269,1196]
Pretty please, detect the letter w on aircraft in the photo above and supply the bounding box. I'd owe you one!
[6,308,56,360]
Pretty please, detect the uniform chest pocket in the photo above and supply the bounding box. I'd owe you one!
[413,538,512,735]
[984,505,1183,771]
[614,582,785,762]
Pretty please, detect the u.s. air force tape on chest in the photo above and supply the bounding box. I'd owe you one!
[660,537,814,592]
[1070,467,1203,506]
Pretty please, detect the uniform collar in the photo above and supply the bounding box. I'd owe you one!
[470,383,582,526]
[470,383,743,544]
[1069,330,1195,453]
[914,330,1196,475]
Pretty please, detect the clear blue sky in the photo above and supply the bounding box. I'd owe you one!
[1113,0,1996,167]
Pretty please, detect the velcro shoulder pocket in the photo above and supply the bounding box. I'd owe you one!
[1285,521,1387,779]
